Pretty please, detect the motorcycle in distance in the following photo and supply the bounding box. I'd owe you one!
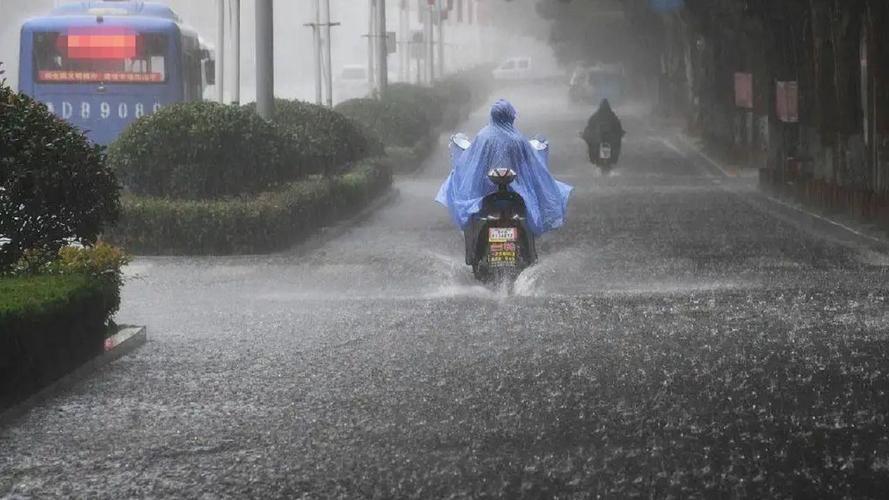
[452,133,539,284]
[584,129,621,175]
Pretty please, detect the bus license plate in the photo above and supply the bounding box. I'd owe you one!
[489,227,517,243]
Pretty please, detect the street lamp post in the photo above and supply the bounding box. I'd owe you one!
[231,0,240,104]
[376,0,388,93]
[425,1,434,83]
[255,0,274,119]
[437,0,445,78]
[310,0,323,105]
[368,0,377,93]
[324,0,334,107]
[216,0,225,103]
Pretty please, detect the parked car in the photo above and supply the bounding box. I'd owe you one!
[493,57,533,81]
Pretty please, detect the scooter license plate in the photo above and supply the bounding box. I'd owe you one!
[489,227,517,243]
[600,143,612,160]
[489,242,518,267]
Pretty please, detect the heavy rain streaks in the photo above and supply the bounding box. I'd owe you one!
[3,0,889,498]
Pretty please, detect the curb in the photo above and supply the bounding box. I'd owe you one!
[0,326,147,429]
[284,187,400,257]
[674,133,889,250]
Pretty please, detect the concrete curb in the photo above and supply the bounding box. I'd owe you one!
[283,188,400,257]
[0,326,147,429]
[674,133,889,251]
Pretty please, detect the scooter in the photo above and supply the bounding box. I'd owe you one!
[582,129,623,175]
[465,168,538,283]
[452,134,538,283]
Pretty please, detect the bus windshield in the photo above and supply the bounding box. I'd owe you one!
[33,29,168,84]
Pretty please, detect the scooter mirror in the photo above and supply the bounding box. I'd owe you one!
[451,133,472,150]
[529,138,549,151]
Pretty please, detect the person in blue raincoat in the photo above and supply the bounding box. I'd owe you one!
[436,99,573,240]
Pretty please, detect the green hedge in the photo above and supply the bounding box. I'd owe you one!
[382,135,437,175]
[336,70,492,156]
[108,102,291,199]
[106,162,392,255]
[0,274,118,411]
[245,98,384,176]
[383,83,448,130]
[335,98,430,148]
[1,83,120,273]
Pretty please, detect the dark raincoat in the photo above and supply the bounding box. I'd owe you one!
[582,99,625,163]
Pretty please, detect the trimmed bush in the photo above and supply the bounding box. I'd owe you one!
[245,99,384,176]
[106,162,392,255]
[382,135,437,175]
[432,77,476,128]
[0,274,118,410]
[383,83,448,129]
[0,84,120,273]
[336,98,431,148]
[108,102,291,199]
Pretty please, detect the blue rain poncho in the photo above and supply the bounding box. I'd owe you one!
[435,99,573,236]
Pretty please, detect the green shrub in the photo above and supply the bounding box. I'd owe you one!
[0,84,121,273]
[432,77,475,128]
[382,134,437,175]
[383,83,448,129]
[245,99,384,175]
[336,98,430,148]
[106,161,392,255]
[9,241,129,321]
[0,274,117,410]
[108,102,291,199]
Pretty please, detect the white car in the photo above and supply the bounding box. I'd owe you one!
[492,57,532,81]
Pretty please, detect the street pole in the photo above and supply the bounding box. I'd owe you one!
[399,0,408,82]
[425,2,434,83]
[377,0,388,93]
[216,0,225,103]
[368,0,377,94]
[436,0,445,78]
[255,0,274,119]
[312,0,322,105]
[324,0,334,107]
[231,0,240,104]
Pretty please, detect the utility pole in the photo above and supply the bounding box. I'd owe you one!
[436,0,445,78]
[368,0,377,94]
[255,0,274,119]
[376,0,388,93]
[425,1,435,83]
[309,0,323,105]
[216,0,225,103]
[231,0,240,104]
[323,0,334,107]
[308,0,339,106]
[399,0,408,82]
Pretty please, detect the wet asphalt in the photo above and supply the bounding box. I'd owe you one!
[2,84,889,498]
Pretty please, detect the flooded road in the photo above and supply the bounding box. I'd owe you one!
[3,84,889,497]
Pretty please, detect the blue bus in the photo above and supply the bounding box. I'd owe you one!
[19,1,215,145]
